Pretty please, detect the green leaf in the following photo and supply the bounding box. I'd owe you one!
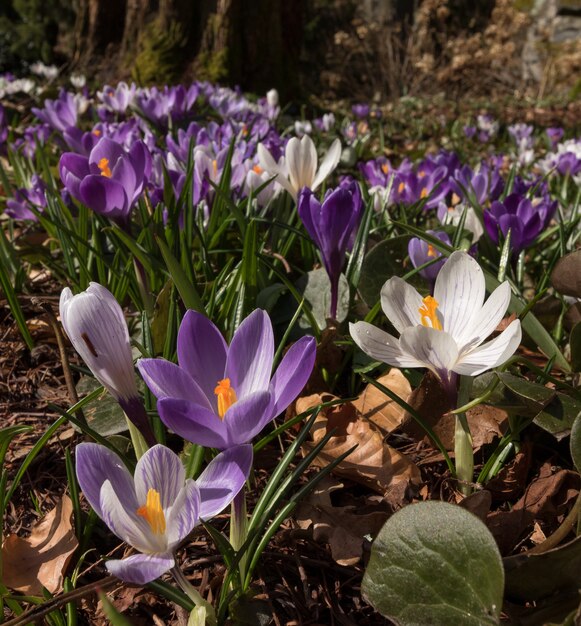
[534,392,581,440]
[75,377,128,437]
[569,412,581,474]
[496,372,554,408]
[156,235,205,314]
[98,593,134,625]
[570,322,581,372]
[358,235,420,307]
[363,501,504,626]
[296,268,349,330]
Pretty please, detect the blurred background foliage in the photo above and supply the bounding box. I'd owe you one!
[0,0,580,103]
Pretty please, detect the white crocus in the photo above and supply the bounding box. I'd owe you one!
[257,135,341,200]
[350,251,521,390]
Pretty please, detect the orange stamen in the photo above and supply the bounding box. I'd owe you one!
[98,157,112,177]
[136,488,166,534]
[427,244,436,257]
[419,295,442,330]
[214,378,237,418]
[252,164,263,175]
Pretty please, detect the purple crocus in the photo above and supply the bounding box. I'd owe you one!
[137,309,316,450]
[59,137,151,226]
[408,231,451,286]
[75,442,252,584]
[5,175,47,221]
[31,89,78,133]
[546,127,564,148]
[297,181,363,319]
[352,103,370,119]
[484,193,556,255]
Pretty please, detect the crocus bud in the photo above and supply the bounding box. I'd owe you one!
[60,282,156,445]
[266,89,279,107]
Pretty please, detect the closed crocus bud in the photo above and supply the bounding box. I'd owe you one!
[266,89,279,107]
[60,283,156,445]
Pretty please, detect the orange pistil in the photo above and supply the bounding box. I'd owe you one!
[381,163,389,175]
[98,157,112,177]
[419,295,442,330]
[420,187,428,199]
[427,244,436,257]
[398,182,405,194]
[451,193,461,206]
[136,488,166,534]
[214,378,237,418]
[212,159,218,178]
[252,164,264,175]
[93,129,102,137]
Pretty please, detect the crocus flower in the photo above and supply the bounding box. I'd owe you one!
[5,175,47,221]
[75,442,252,584]
[257,135,341,200]
[297,180,363,319]
[546,127,564,148]
[60,283,156,445]
[138,309,316,450]
[408,231,451,286]
[350,251,521,401]
[352,103,370,119]
[32,89,78,133]
[483,193,556,255]
[59,137,152,227]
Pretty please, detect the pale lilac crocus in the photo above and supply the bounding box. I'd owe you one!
[60,283,156,446]
[350,251,521,403]
[138,309,316,450]
[75,442,252,584]
[257,134,341,200]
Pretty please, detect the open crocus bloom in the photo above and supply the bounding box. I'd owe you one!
[137,309,316,449]
[350,251,521,395]
[76,443,252,584]
[257,134,341,200]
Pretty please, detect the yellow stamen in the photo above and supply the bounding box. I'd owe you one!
[427,244,436,257]
[418,171,426,179]
[98,157,112,177]
[136,488,166,534]
[212,159,218,178]
[214,378,237,419]
[398,182,405,193]
[93,129,102,137]
[420,187,428,199]
[381,163,389,174]
[451,192,461,206]
[419,295,442,330]
[252,164,263,175]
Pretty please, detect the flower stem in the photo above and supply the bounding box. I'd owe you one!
[229,488,248,586]
[171,566,216,626]
[329,277,339,321]
[125,416,148,459]
[454,376,474,495]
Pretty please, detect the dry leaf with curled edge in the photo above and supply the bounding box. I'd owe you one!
[351,368,411,434]
[2,495,78,594]
[297,393,421,500]
[296,476,389,565]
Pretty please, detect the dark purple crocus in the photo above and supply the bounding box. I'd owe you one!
[484,193,556,255]
[408,231,452,286]
[59,137,152,227]
[298,181,364,319]
[75,442,252,584]
[137,309,316,450]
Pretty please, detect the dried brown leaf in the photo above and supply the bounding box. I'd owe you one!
[2,496,78,594]
[351,368,411,434]
[298,393,421,500]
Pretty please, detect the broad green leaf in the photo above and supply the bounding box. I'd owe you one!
[496,372,555,408]
[75,377,127,437]
[534,393,581,440]
[363,501,504,626]
[296,268,349,330]
[569,412,581,474]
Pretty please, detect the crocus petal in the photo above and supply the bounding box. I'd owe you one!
[453,319,522,376]
[100,481,157,553]
[106,553,175,585]
[197,444,253,519]
[399,326,460,376]
[59,283,138,402]
[134,445,185,509]
[177,310,228,407]
[257,143,282,175]
[349,321,424,368]
[456,281,511,353]
[224,390,274,445]
[157,398,229,449]
[79,175,128,219]
[165,479,201,548]
[287,136,317,194]
[311,138,341,191]
[75,443,137,519]
[434,251,485,340]
[137,358,212,410]
[89,137,126,169]
[380,276,425,333]
[225,309,274,398]
[270,336,316,416]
